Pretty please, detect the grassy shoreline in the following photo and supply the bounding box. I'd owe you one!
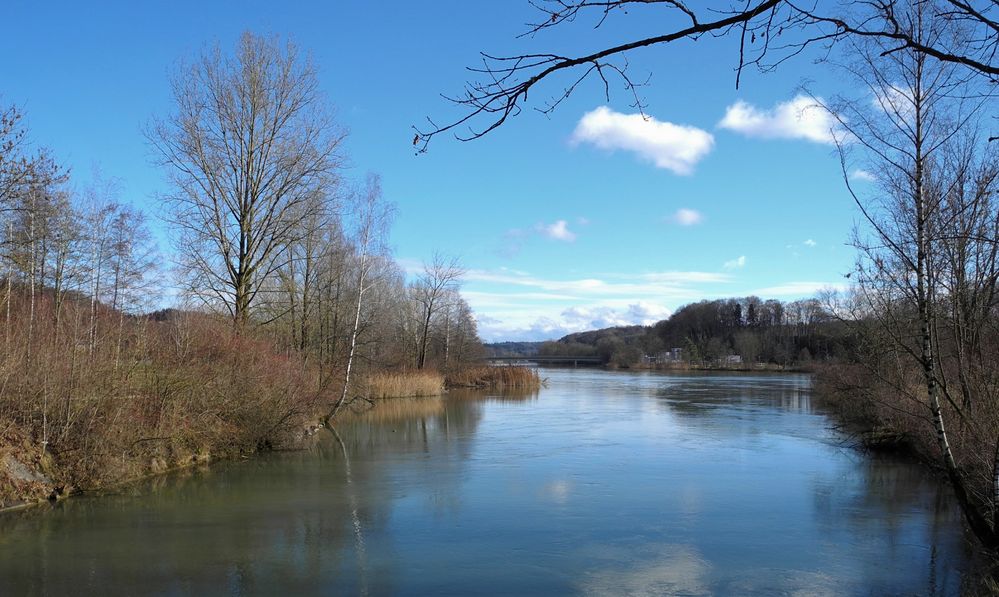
[0,364,533,514]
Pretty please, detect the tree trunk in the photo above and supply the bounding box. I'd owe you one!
[328,250,367,423]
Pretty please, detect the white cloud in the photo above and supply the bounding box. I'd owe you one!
[462,266,848,342]
[561,302,673,330]
[478,301,674,342]
[848,168,876,182]
[501,217,584,255]
[751,281,847,296]
[462,268,732,341]
[394,257,425,275]
[538,219,576,242]
[873,84,917,125]
[640,271,731,284]
[724,255,746,269]
[719,95,842,144]
[571,106,714,175]
[670,208,704,226]
[462,291,580,307]
[464,269,731,297]
[803,239,817,247]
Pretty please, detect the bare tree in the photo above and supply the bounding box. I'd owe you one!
[328,174,395,420]
[149,31,345,326]
[264,190,334,354]
[81,178,119,354]
[105,205,158,368]
[412,254,465,369]
[5,152,67,353]
[415,0,998,150]
[831,3,999,547]
[0,104,30,208]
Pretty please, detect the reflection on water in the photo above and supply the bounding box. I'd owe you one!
[0,370,973,595]
[581,543,712,596]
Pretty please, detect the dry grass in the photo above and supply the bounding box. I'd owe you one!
[363,371,445,399]
[445,365,542,390]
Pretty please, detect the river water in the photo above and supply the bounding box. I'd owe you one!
[0,370,974,595]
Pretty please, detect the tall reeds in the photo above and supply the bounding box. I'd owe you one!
[445,365,542,390]
[363,371,445,399]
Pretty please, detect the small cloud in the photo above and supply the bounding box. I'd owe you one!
[394,257,424,274]
[804,239,817,247]
[537,219,577,242]
[497,228,529,257]
[501,219,579,254]
[576,216,590,226]
[497,266,530,276]
[719,95,842,145]
[640,271,731,284]
[873,85,917,124]
[848,168,876,182]
[670,208,703,226]
[571,106,714,175]
[751,281,847,296]
[723,255,746,269]
[560,302,673,332]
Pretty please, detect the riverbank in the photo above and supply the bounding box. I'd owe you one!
[0,358,533,514]
[613,361,812,373]
[813,363,933,456]
[813,362,999,593]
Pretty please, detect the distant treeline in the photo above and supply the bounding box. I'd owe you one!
[500,297,855,367]
[483,341,544,357]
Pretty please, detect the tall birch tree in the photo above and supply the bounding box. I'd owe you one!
[328,174,394,421]
[834,2,999,547]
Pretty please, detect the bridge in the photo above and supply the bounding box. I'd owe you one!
[483,355,604,367]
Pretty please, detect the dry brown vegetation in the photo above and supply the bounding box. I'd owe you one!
[445,365,542,390]
[363,371,445,400]
[0,284,521,508]
[817,344,999,507]
[0,291,331,507]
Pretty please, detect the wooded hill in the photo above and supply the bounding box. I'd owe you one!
[504,297,855,367]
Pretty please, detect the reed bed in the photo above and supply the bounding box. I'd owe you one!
[445,365,542,390]
[364,371,445,399]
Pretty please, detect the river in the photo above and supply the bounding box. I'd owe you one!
[0,369,974,595]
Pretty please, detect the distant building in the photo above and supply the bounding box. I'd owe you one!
[643,347,684,365]
[722,354,743,365]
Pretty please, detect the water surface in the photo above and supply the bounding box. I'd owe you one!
[0,370,972,595]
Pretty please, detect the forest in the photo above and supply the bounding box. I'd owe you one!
[531,297,852,368]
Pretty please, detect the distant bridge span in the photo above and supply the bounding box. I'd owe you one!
[483,355,604,367]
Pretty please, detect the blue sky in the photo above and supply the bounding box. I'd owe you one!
[3,1,866,341]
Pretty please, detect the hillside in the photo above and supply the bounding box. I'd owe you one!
[494,297,853,368]
[558,325,648,346]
